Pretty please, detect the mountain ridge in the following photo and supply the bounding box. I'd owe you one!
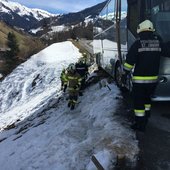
[0,0,108,31]
[0,0,57,30]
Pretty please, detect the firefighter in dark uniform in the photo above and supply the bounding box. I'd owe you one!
[122,20,170,132]
[66,63,82,110]
[75,56,88,96]
[60,68,68,92]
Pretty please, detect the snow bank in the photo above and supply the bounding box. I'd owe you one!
[0,41,81,126]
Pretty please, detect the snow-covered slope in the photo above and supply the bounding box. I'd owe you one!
[0,41,80,122]
[0,41,138,170]
[0,0,56,20]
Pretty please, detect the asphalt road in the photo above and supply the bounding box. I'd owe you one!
[122,93,170,170]
[136,101,170,170]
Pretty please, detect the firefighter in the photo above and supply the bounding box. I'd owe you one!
[122,20,170,132]
[66,63,82,110]
[75,56,89,96]
[60,68,68,92]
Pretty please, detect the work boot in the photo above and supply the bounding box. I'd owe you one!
[131,116,146,132]
[131,123,146,132]
[145,110,151,119]
[145,110,151,124]
[70,103,75,110]
[68,101,71,107]
[63,85,67,92]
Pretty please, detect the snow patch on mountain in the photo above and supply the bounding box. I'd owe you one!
[0,0,57,20]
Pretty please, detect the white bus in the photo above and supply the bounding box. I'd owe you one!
[93,0,170,101]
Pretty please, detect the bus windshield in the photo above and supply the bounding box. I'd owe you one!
[150,0,170,42]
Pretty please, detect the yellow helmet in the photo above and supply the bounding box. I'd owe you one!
[137,20,155,34]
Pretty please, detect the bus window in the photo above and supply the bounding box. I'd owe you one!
[164,1,170,11]
[99,6,109,30]
[150,0,170,42]
[107,0,116,21]
[127,0,139,37]
[120,0,127,45]
[121,0,128,17]
[98,0,116,30]
[99,6,107,20]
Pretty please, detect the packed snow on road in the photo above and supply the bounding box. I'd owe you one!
[0,41,139,170]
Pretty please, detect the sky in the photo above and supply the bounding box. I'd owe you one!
[11,0,105,14]
[0,41,139,169]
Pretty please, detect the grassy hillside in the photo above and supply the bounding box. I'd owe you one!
[0,22,45,77]
[0,22,45,59]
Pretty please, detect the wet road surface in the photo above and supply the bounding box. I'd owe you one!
[136,102,170,170]
[122,92,170,170]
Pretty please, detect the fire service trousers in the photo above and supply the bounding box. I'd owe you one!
[132,83,157,117]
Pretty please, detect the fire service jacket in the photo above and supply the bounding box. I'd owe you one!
[124,33,170,83]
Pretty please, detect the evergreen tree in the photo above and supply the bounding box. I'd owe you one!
[6,32,20,59]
